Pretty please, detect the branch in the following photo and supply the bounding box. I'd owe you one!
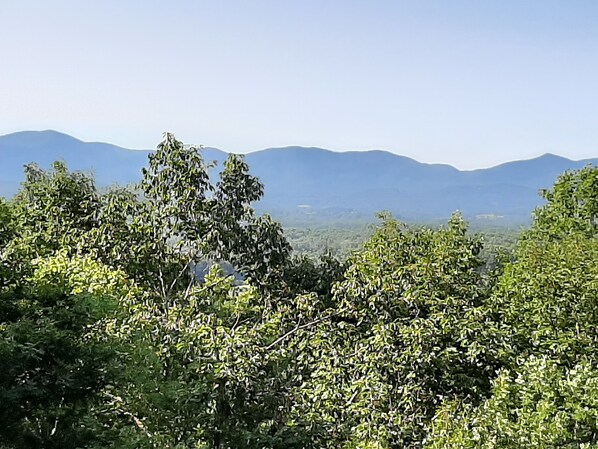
[105,393,153,439]
[167,250,198,295]
[183,274,195,300]
[264,313,336,350]
[158,267,167,299]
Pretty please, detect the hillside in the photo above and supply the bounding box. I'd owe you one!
[1,130,596,224]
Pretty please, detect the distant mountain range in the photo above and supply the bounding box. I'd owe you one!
[1,130,597,225]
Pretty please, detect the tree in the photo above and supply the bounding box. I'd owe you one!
[11,161,101,254]
[0,131,349,449]
[530,164,598,239]
[490,233,598,366]
[426,357,598,449]
[291,214,503,449]
[0,252,129,449]
[136,133,291,298]
[425,165,598,448]
[100,267,313,449]
[5,133,294,298]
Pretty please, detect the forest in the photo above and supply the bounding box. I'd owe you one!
[1,133,598,449]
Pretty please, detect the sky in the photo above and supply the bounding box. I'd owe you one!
[1,0,598,169]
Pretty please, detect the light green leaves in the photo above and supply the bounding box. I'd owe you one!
[427,357,598,449]
[531,165,598,239]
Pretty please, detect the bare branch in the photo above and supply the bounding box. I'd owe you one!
[264,314,336,350]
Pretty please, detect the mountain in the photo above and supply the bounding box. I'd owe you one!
[1,130,596,225]
[0,130,227,196]
[0,130,149,194]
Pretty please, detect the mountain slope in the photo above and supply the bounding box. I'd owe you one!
[1,130,596,224]
[0,130,150,192]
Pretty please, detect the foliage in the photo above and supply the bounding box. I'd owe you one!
[424,165,598,449]
[291,214,504,448]
[285,224,520,273]
[136,133,291,295]
[531,164,598,238]
[0,252,128,449]
[99,268,309,449]
[11,161,100,256]
[491,232,598,365]
[426,357,598,448]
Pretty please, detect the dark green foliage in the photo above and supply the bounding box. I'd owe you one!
[283,252,346,302]
[492,233,598,365]
[0,253,128,449]
[0,289,99,449]
[12,161,101,255]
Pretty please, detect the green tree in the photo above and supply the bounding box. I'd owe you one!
[0,252,129,449]
[531,165,598,238]
[0,132,365,448]
[483,165,598,368]
[426,357,598,449]
[491,233,598,366]
[11,161,100,253]
[100,266,317,449]
[136,133,291,297]
[291,214,503,449]
[426,166,598,448]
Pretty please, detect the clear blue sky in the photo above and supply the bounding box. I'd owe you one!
[2,0,597,169]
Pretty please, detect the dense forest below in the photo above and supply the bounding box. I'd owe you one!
[1,133,598,449]
[285,225,520,265]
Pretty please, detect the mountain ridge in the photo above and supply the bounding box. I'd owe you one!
[1,130,596,225]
